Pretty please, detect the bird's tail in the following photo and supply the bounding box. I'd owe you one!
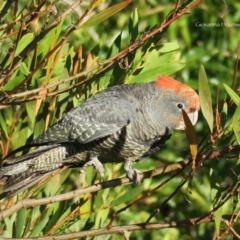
[0,145,69,198]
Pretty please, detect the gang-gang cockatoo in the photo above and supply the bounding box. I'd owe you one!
[0,76,200,197]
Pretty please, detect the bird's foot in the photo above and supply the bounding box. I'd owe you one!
[80,157,105,178]
[124,161,142,184]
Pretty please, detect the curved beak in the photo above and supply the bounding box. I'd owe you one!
[175,110,199,130]
[187,111,199,126]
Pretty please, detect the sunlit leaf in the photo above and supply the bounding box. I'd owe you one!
[129,8,139,43]
[1,212,16,237]
[233,103,240,144]
[19,62,30,76]
[1,75,25,91]
[223,84,240,106]
[29,216,50,237]
[113,186,143,206]
[198,65,213,132]
[89,0,106,11]
[128,63,185,83]
[81,1,131,28]
[57,69,70,116]
[16,208,27,237]
[26,101,36,130]
[158,42,179,53]
[15,33,34,56]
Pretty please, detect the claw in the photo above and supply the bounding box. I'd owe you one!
[80,157,105,178]
[124,160,142,184]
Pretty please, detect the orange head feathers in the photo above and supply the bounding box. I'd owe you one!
[155,75,200,113]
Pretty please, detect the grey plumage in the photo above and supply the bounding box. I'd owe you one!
[0,76,200,197]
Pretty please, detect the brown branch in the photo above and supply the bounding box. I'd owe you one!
[107,161,190,228]
[221,218,240,239]
[1,144,239,219]
[0,0,202,105]
[0,214,236,240]
[0,0,85,99]
[0,159,189,219]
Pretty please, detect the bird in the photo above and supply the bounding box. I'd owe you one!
[0,76,200,198]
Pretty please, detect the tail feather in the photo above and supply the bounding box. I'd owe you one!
[0,145,69,198]
[1,172,54,198]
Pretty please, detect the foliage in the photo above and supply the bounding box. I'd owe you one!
[0,0,240,239]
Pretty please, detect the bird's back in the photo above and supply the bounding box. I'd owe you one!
[33,82,167,163]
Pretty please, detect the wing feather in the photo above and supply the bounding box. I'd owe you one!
[34,90,139,144]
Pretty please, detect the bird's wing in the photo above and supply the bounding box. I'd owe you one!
[34,92,139,144]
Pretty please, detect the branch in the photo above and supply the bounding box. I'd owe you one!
[1,144,239,219]
[0,159,189,219]
[0,214,236,240]
[0,0,202,105]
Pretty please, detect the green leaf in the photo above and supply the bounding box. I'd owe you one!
[29,216,49,237]
[198,65,213,132]
[128,63,185,83]
[33,107,45,139]
[0,110,9,139]
[3,213,16,237]
[58,68,70,116]
[210,169,223,235]
[89,0,106,11]
[158,42,179,53]
[129,8,139,43]
[43,202,62,234]
[113,186,143,206]
[94,209,110,229]
[25,100,36,130]
[15,33,34,56]
[233,103,240,144]
[11,117,28,149]
[1,75,25,91]
[81,1,131,28]
[139,50,176,73]
[16,208,27,237]
[223,84,240,106]
[19,62,30,76]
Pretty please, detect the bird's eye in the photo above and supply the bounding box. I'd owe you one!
[177,103,183,109]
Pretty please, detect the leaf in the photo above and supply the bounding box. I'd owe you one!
[11,117,28,149]
[2,213,16,237]
[113,186,143,206]
[182,109,198,168]
[232,103,240,144]
[89,0,106,11]
[16,208,27,237]
[29,216,50,237]
[1,75,25,91]
[57,68,70,116]
[81,1,131,28]
[0,110,8,139]
[15,33,34,56]
[25,100,36,130]
[128,63,185,83]
[198,65,213,132]
[210,169,223,235]
[223,84,240,106]
[158,42,179,53]
[33,109,45,139]
[129,8,138,43]
[19,62,30,76]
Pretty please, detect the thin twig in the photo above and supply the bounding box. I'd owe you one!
[0,0,202,105]
[0,214,236,240]
[1,144,239,219]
